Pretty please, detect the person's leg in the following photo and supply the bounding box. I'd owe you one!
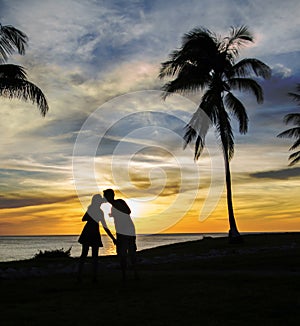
[77,244,89,282]
[120,252,127,281]
[117,235,127,281]
[91,245,99,283]
[129,237,139,280]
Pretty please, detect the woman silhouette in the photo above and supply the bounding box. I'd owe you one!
[77,194,116,282]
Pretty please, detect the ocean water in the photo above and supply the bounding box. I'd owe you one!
[0,233,227,262]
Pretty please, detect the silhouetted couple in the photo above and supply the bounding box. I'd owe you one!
[77,189,138,282]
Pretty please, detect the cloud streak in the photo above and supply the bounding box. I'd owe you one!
[250,167,300,180]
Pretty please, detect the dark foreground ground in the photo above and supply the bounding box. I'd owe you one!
[1,233,300,326]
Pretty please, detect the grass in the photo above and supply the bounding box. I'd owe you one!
[1,233,300,326]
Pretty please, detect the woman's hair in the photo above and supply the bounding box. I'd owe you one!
[91,194,104,205]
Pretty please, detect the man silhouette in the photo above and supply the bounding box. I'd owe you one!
[103,189,138,281]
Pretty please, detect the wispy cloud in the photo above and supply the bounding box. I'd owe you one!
[250,167,300,180]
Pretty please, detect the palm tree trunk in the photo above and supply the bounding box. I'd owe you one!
[223,152,241,240]
[224,154,234,226]
[218,98,243,243]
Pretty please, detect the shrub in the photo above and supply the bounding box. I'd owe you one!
[33,247,72,259]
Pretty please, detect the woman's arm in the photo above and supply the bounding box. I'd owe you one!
[103,227,116,244]
[99,214,116,244]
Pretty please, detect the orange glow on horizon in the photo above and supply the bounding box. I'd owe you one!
[0,190,299,236]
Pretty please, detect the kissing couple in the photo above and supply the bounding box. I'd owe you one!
[77,189,138,282]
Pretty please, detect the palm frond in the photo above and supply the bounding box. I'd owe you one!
[216,108,234,160]
[201,88,235,160]
[159,49,191,78]
[181,27,218,57]
[184,125,206,160]
[183,104,211,160]
[194,135,204,160]
[278,111,300,166]
[0,24,28,63]
[199,88,221,124]
[161,64,211,99]
[0,64,27,79]
[277,127,300,139]
[230,58,271,79]
[159,58,180,78]
[222,25,253,57]
[228,77,264,103]
[229,25,254,43]
[289,138,300,151]
[161,79,204,99]
[283,113,300,125]
[224,92,248,133]
[183,124,198,146]
[288,151,300,166]
[288,83,300,103]
[288,92,300,103]
[0,77,49,116]
[159,27,218,80]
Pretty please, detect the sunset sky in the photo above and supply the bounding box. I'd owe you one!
[0,0,299,235]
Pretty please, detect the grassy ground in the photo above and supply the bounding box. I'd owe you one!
[1,233,300,326]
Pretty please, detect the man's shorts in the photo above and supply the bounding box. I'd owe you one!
[116,233,137,256]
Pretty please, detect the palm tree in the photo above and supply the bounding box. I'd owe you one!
[0,23,48,116]
[159,26,271,242]
[277,84,300,166]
